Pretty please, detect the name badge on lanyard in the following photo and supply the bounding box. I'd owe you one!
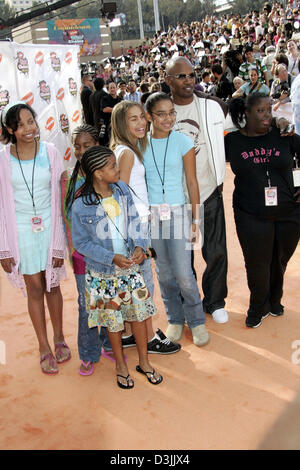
[293,155,300,187]
[158,203,171,221]
[265,170,278,206]
[265,187,278,206]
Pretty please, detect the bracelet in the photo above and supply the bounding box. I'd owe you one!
[192,219,200,225]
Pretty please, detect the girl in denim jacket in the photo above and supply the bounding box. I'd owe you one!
[71,146,163,389]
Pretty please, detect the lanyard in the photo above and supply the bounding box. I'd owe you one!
[15,140,38,214]
[150,132,170,200]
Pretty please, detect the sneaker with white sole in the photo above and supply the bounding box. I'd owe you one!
[212,308,229,324]
[147,329,181,354]
[191,324,210,346]
[121,335,136,348]
[165,324,184,342]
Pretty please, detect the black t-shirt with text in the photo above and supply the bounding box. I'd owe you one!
[225,127,300,218]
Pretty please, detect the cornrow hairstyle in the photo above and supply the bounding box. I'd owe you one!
[64,125,99,216]
[77,145,115,206]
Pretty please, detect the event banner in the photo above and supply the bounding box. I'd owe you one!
[47,18,103,56]
[0,42,81,166]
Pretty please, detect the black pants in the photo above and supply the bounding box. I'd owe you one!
[192,189,228,314]
[234,206,300,318]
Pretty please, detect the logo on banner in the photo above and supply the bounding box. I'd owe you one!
[64,147,71,161]
[56,87,64,101]
[16,51,29,75]
[60,114,69,134]
[39,80,51,103]
[21,91,34,107]
[72,110,80,123]
[35,51,44,66]
[68,78,77,96]
[65,52,72,64]
[50,52,61,72]
[45,116,55,132]
[0,87,9,111]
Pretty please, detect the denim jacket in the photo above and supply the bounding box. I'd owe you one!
[71,181,147,274]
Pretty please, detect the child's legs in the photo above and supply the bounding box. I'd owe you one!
[45,284,64,343]
[75,273,102,363]
[131,320,161,380]
[23,272,51,355]
[106,329,132,386]
[122,258,155,341]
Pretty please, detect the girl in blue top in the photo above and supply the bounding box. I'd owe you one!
[71,146,163,389]
[143,92,210,347]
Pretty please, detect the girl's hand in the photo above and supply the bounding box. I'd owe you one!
[113,254,133,268]
[190,223,200,244]
[0,257,16,273]
[52,257,64,268]
[130,246,145,265]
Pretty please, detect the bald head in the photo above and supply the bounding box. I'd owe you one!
[165,56,193,76]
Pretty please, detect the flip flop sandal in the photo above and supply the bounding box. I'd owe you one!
[136,365,163,385]
[55,341,71,364]
[101,348,128,363]
[78,361,94,376]
[116,374,134,389]
[40,352,59,375]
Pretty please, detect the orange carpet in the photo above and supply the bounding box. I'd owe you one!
[1,164,300,450]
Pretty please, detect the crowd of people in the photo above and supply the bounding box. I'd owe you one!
[1,1,300,389]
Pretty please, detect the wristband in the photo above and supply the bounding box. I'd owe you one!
[192,219,200,225]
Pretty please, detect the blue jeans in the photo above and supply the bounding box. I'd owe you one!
[150,205,205,328]
[75,273,112,363]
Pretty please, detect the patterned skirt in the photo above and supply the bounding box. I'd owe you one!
[85,264,156,332]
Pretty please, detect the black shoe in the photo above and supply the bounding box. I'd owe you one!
[121,335,136,348]
[245,315,262,328]
[269,310,284,317]
[147,329,181,354]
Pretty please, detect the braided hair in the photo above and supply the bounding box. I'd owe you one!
[64,125,99,215]
[77,145,115,206]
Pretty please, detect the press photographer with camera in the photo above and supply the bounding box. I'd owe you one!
[271,63,292,107]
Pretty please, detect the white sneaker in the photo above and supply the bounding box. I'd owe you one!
[165,324,184,342]
[191,324,210,347]
[212,308,229,324]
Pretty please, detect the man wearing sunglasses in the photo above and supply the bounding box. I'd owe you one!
[165,56,229,325]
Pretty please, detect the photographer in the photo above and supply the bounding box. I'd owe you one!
[271,63,293,120]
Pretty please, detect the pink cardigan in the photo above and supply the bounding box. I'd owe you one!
[0,142,67,293]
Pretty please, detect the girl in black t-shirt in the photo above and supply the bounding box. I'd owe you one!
[225,93,300,328]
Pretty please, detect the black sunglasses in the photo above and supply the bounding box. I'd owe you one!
[168,72,196,80]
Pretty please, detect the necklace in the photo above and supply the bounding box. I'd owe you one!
[15,140,38,213]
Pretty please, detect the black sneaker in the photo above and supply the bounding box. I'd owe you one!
[121,335,136,348]
[245,315,262,328]
[147,329,181,355]
[269,310,284,317]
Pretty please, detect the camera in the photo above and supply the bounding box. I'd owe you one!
[99,119,106,139]
[272,82,290,99]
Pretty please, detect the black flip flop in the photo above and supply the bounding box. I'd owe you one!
[136,365,163,385]
[116,374,134,389]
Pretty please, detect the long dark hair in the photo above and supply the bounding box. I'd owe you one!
[228,93,269,129]
[0,103,37,144]
[64,125,99,215]
[76,145,115,206]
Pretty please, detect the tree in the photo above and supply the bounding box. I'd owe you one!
[230,0,266,16]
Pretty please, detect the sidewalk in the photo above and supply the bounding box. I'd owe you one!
[0,164,300,450]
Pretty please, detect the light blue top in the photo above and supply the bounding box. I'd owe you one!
[240,81,270,96]
[143,130,194,206]
[10,141,52,275]
[291,73,300,136]
[10,141,51,226]
[102,195,128,257]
